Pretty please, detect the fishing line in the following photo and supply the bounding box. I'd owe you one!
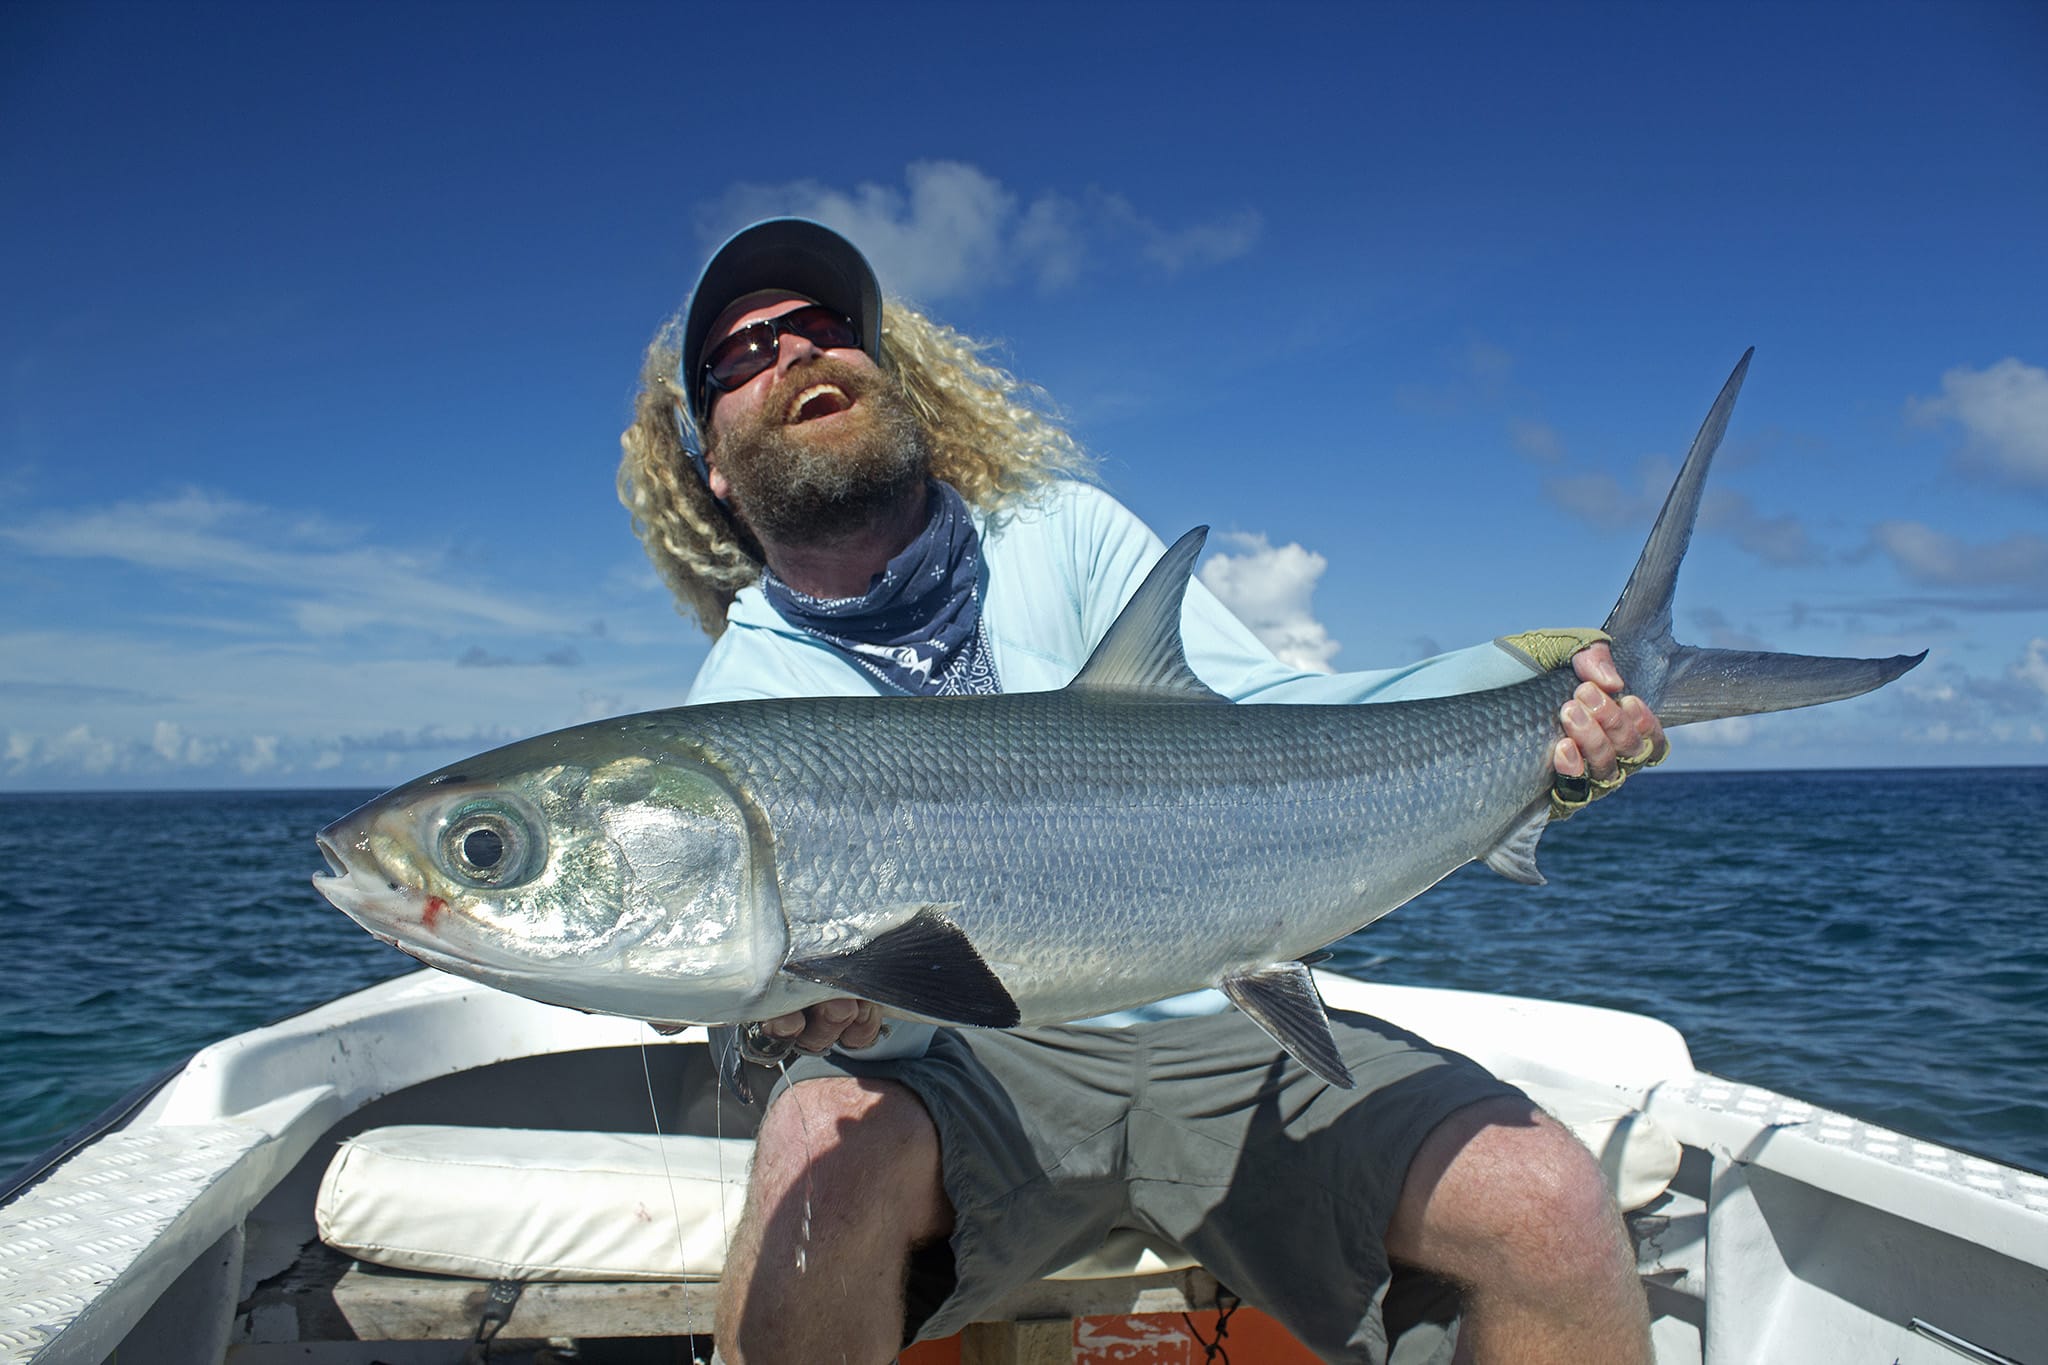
[713,1036,731,1299]
[776,1055,820,1274]
[641,1034,709,1365]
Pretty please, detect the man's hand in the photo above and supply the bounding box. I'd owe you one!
[1550,642,1668,817]
[757,998,886,1055]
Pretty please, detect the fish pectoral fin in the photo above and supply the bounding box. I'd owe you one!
[782,903,1022,1028]
[1221,961,1355,1089]
[1481,803,1551,886]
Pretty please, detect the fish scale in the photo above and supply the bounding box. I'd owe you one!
[676,677,1573,1024]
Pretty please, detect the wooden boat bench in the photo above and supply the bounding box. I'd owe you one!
[250,1237,1230,1361]
[264,1071,1680,1360]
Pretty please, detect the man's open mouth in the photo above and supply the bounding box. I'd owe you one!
[788,383,854,423]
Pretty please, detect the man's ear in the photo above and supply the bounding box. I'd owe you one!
[706,457,732,504]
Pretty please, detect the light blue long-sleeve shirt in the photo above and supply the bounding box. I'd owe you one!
[688,481,1538,707]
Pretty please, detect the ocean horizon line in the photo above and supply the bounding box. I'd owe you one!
[4,761,2045,800]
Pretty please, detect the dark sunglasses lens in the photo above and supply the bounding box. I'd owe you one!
[702,306,860,398]
[785,306,858,351]
[706,324,776,390]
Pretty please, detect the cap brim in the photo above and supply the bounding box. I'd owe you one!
[682,219,883,424]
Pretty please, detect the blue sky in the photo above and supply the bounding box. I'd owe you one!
[2,0,2044,790]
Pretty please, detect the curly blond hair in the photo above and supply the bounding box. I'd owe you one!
[618,301,1095,637]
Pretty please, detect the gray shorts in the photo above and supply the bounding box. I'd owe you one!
[773,1008,1524,1362]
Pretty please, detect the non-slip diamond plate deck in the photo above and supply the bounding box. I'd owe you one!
[1660,1074,2048,1215]
[0,1123,264,1362]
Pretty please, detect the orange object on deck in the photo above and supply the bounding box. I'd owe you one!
[900,1305,1321,1364]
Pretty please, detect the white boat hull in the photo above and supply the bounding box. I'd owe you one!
[2,969,2042,1364]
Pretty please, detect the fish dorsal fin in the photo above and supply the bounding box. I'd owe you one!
[1068,527,1226,702]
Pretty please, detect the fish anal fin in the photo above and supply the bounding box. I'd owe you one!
[1068,527,1226,702]
[1221,961,1355,1089]
[783,903,1022,1028]
[1482,804,1551,886]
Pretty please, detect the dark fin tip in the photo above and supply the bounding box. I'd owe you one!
[784,905,1021,1028]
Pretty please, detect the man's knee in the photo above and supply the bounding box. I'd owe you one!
[721,1078,949,1364]
[1389,1096,1630,1289]
[751,1077,950,1239]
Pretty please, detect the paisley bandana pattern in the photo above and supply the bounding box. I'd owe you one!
[760,480,1001,696]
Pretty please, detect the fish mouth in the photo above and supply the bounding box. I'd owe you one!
[316,832,350,879]
[312,830,533,976]
[313,831,425,943]
[786,382,853,424]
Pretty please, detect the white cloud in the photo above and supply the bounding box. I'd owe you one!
[710,161,1018,300]
[2014,638,2048,695]
[1687,607,1772,652]
[1013,193,1088,290]
[150,722,176,760]
[5,724,120,776]
[1542,458,1671,533]
[574,690,629,723]
[1466,340,1516,386]
[1095,193,1262,274]
[700,161,1259,301]
[1699,488,1824,567]
[1684,716,1756,747]
[1910,357,2048,488]
[1547,458,1822,568]
[239,735,280,774]
[3,488,586,638]
[0,615,693,790]
[1198,532,1339,673]
[1870,520,2048,589]
[2,719,282,780]
[1511,419,1564,463]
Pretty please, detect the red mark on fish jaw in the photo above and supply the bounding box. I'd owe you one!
[422,896,447,930]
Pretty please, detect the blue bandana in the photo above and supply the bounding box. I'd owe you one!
[760,480,1001,696]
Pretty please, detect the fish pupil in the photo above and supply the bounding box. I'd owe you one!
[463,827,504,870]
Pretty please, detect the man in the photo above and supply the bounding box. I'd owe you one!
[618,218,1667,1364]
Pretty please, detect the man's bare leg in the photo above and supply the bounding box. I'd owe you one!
[718,1076,951,1365]
[1386,1096,1650,1365]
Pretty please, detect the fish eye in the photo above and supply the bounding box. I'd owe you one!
[438,803,539,888]
[461,825,504,869]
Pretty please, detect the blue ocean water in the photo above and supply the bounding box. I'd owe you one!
[1,770,2044,1180]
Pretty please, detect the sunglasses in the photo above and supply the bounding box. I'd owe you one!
[698,304,861,413]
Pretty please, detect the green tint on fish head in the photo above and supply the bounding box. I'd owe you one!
[314,739,785,1022]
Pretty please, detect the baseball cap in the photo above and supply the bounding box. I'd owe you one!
[681,218,884,425]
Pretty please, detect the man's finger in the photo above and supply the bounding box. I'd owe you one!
[838,1002,884,1050]
[1577,682,1637,764]
[1572,642,1624,693]
[1562,696,1618,779]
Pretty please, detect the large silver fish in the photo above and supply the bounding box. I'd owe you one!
[314,353,1920,1086]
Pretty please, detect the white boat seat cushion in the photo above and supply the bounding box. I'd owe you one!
[318,1126,750,1282]
[317,1078,1677,1283]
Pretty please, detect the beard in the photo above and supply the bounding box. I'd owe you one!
[708,358,933,547]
